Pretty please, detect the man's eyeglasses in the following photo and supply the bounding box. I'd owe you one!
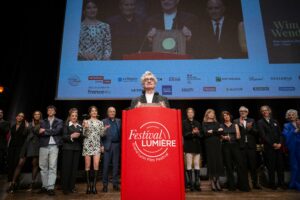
[144,77,155,82]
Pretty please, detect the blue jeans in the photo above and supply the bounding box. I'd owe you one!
[39,145,59,190]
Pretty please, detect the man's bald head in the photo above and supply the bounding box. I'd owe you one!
[107,106,116,119]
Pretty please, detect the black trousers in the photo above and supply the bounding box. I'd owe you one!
[222,142,249,190]
[264,147,284,187]
[0,147,7,174]
[61,149,80,192]
[241,147,258,185]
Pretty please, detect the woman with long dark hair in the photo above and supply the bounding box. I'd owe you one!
[7,111,42,193]
[82,106,106,194]
[78,0,112,60]
[7,112,29,192]
[220,111,249,192]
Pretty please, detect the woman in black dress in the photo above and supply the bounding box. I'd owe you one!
[220,111,249,191]
[182,107,202,191]
[202,109,224,191]
[7,112,29,192]
[7,111,42,193]
[61,109,83,195]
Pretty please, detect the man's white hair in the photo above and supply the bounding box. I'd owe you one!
[239,106,249,112]
[140,71,157,84]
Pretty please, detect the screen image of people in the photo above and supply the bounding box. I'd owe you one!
[77,0,248,60]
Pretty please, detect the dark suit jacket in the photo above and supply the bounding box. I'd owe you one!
[198,16,243,59]
[234,118,258,149]
[39,118,63,147]
[0,120,10,149]
[182,119,202,153]
[62,123,83,151]
[130,91,170,109]
[101,118,121,151]
[145,11,199,57]
[257,118,283,149]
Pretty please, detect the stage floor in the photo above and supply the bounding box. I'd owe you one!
[1,179,299,200]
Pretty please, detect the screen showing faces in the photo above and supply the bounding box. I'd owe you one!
[56,0,300,100]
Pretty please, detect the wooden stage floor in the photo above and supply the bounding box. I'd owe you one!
[1,179,299,200]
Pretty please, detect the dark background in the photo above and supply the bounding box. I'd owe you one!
[0,0,299,125]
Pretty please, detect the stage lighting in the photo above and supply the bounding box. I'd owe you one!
[0,86,4,93]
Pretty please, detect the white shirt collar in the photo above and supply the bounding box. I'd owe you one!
[164,11,177,30]
[69,121,81,127]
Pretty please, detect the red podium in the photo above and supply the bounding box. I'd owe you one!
[121,107,185,200]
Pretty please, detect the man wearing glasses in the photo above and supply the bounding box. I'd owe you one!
[130,71,170,108]
[234,106,261,190]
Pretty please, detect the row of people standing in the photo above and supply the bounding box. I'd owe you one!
[5,105,121,196]
[78,0,246,60]
[182,106,300,192]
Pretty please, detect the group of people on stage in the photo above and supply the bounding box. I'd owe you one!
[0,106,121,196]
[78,0,247,60]
[0,71,299,197]
[182,106,300,192]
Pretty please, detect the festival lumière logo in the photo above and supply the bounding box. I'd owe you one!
[128,121,176,162]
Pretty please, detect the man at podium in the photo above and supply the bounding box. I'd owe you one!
[130,71,170,108]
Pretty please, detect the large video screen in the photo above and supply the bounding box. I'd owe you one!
[56,0,300,100]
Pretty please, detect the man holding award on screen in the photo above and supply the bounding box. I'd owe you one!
[131,71,170,109]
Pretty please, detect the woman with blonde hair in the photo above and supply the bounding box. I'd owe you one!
[202,109,224,191]
[282,109,300,191]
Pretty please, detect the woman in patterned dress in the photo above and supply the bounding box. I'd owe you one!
[78,0,112,60]
[82,106,107,194]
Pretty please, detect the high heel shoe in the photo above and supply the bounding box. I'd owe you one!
[7,182,16,193]
[215,179,223,192]
[211,180,217,192]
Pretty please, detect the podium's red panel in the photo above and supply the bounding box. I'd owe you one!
[121,107,185,200]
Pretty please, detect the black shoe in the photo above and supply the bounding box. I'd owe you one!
[63,190,69,195]
[271,186,277,190]
[253,184,262,190]
[102,185,108,193]
[215,180,223,192]
[27,182,35,192]
[37,187,48,194]
[211,181,217,192]
[6,183,16,193]
[71,188,77,193]
[47,189,55,196]
[279,185,288,190]
[113,185,120,191]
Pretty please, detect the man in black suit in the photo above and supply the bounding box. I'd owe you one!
[102,107,121,192]
[145,0,199,57]
[38,105,63,196]
[131,71,169,108]
[106,0,146,59]
[257,105,286,190]
[198,0,244,59]
[234,106,261,190]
